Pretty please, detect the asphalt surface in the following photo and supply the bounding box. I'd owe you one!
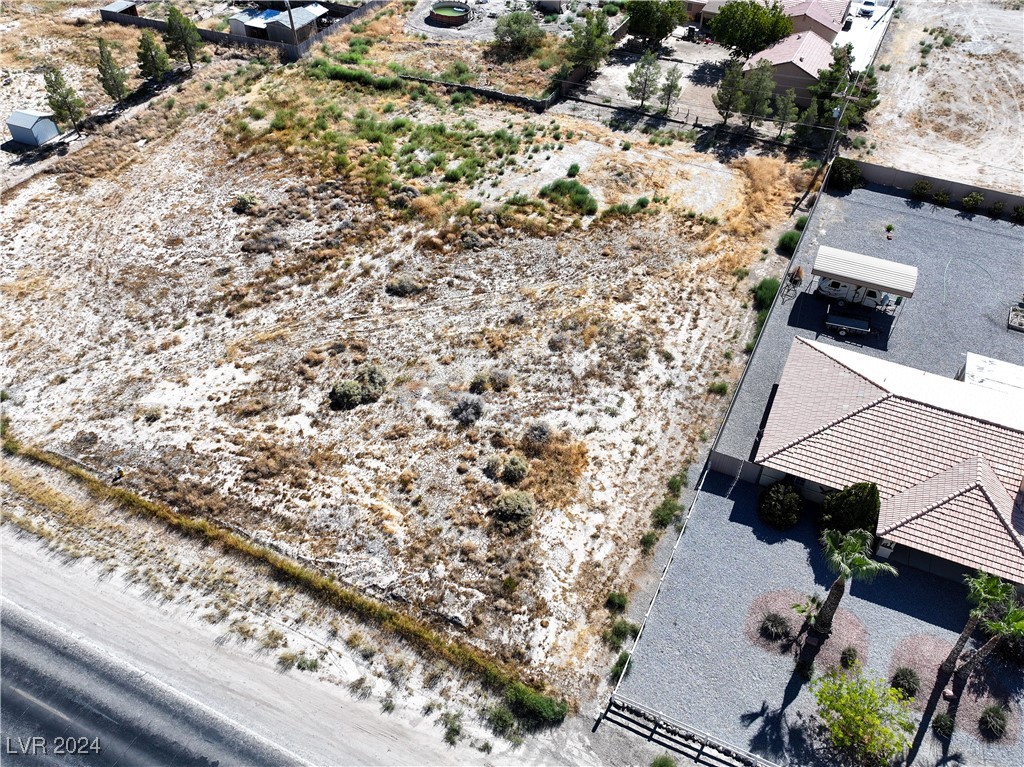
[0,603,303,767]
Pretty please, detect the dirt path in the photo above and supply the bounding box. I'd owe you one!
[861,0,1024,194]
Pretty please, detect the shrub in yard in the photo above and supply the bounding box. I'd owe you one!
[753,278,781,311]
[795,215,809,230]
[890,667,921,698]
[707,381,728,396]
[329,380,364,410]
[777,229,801,254]
[603,619,640,650]
[910,179,931,199]
[484,704,517,737]
[605,591,628,613]
[840,646,859,669]
[650,756,676,767]
[979,705,1008,739]
[760,611,791,641]
[451,395,483,426]
[1011,205,1024,224]
[385,274,426,296]
[521,421,554,456]
[504,681,567,728]
[538,178,598,216]
[932,711,954,739]
[604,3,620,16]
[566,162,580,177]
[758,482,803,530]
[932,188,951,205]
[829,158,861,191]
[640,530,658,553]
[611,650,631,679]
[822,482,880,534]
[990,200,1005,217]
[491,490,536,525]
[651,497,682,528]
[961,191,984,211]
[501,454,529,485]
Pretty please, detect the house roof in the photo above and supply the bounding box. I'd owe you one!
[101,0,137,12]
[230,8,280,28]
[266,2,328,29]
[811,245,919,298]
[961,353,1024,396]
[756,338,1024,582]
[704,0,846,27]
[7,109,55,130]
[743,31,835,78]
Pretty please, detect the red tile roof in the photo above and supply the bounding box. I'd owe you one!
[756,338,1024,583]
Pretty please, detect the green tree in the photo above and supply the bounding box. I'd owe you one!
[164,5,204,71]
[96,38,128,106]
[708,0,793,59]
[494,10,544,53]
[626,49,661,109]
[941,571,1015,673]
[956,604,1024,681]
[742,58,775,127]
[43,67,85,134]
[773,87,798,137]
[812,665,914,766]
[809,45,879,130]
[815,529,897,635]
[712,60,746,125]
[822,481,880,534]
[795,95,819,137]
[624,0,685,49]
[564,12,615,72]
[658,63,682,113]
[137,29,171,82]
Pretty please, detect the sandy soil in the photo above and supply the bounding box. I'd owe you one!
[860,0,1024,194]
[1,0,805,713]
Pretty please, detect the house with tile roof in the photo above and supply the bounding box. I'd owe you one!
[742,31,835,105]
[692,0,849,42]
[755,337,1024,585]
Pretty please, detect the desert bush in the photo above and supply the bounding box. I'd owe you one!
[640,531,658,553]
[355,364,386,403]
[483,454,505,479]
[961,191,984,211]
[990,200,1005,217]
[489,369,511,392]
[758,482,802,529]
[707,381,729,396]
[840,646,859,669]
[440,710,463,745]
[451,395,483,426]
[650,756,676,767]
[753,278,781,311]
[567,162,580,177]
[521,421,554,456]
[760,611,791,641]
[932,711,954,739]
[469,372,490,394]
[605,592,628,613]
[651,497,682,528]
[232,193,259,214]
[329,380,364,410]
[501,455,529,485]
[491,490,536,524]
[1011,205,1024,224]
[484,704,517,737]
[494,10,544,52]
[890,667,921,698]
[829,158,861,190]
[822,482,880,534]
[932,188,951,205]
[777,229,801,254]
[504,681,567,728]
[603,619,640,650]
[979,705,1008,739]
[385,274,425,296]
[910,179,931,199]
[538,179,598,216]
[611,650,631,678]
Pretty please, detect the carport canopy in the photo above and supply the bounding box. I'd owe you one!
[811,246,919,298]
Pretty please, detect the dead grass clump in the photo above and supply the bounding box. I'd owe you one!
[241,442,306,484]
[520,433,588,508]
[726,157,799,238]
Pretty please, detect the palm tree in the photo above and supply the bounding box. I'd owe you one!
[940,571,1014,673]
[815,529,897,635]
[955,604,1024,681]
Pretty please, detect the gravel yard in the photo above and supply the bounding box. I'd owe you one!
[615,473,1024,767]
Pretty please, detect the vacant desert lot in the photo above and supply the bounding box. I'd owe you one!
[0,3,806,703]
[863,0,1024,194]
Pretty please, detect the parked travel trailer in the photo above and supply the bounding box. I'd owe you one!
[816,279,892,309]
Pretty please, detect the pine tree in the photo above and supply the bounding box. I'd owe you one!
[742,59,775,128]
[713,60,746,125]
[164,5,204,71]
[44,67,86,134]
[626,49,662,110]
[97,38,128,106]
[658,64,682,113]
[796,95,819,137]
[137,29,171,82]
[564,12,614,72]
[773,88,798,138]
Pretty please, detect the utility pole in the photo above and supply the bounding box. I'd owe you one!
[284,0,298,46]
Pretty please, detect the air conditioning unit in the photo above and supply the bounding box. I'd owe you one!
[876,538,896,560]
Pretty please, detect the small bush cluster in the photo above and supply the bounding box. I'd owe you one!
[822,482,880,534]
[504,681,567,728]
[979,705,1008,740]
[538,179,598,216]
[451,395,483,426]
[501,455,529,485]
[307,60,404,91]
[651,497,682,528]
[469,369,511,394]
[605,592,628,613]
[611,650,630,678]
[795,215,809,231]
[566,162,580,177]
[758,482,803,530]
[777,229,801,254]
[491,490,536,525]
[232,193,259,214]
[603,619,640,650]
[931,711,954,739]
[840,646,859,669]
[829,158,862,191]
[707,381,729,396]
[910,179,931,199]
[760,611,791,641]
[890,667,921,698]
[932,188,951,205]
[484,704,517,738]
[385,274,426,297]
[521,421,554,456]
[329,365,387,410]
[961,191,984,211]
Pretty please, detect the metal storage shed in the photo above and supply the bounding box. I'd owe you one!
[6,110,60,147]
[811,245,919,298]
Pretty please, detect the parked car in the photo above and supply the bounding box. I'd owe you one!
[858,1,876,17]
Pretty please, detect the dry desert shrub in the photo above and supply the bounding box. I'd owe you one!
[726,157,800,238]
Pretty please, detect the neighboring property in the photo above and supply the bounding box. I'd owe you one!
[99,0,139,17]
[228,7,282,39]
[6,110,60,147]
[265,3,330,44]
[756,337,1024,585]
[693,0,850,41]
[742,30,834,104]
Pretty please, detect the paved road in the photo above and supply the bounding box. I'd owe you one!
[1,603,304,767]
